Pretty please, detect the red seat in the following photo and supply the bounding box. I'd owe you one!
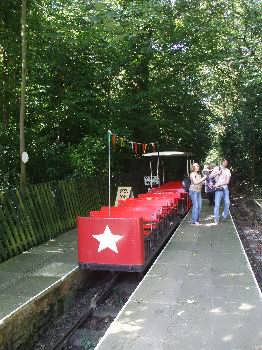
[90,207,162,235]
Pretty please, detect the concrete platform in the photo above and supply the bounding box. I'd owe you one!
[0,230,77,321]
[96,202,262,350]
[0,229,89,350]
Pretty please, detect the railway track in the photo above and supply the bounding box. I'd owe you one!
[34,272,142,350]
[52,272,120,350]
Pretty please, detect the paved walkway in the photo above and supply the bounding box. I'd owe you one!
[0,229,77,322]
[96,202,262,350]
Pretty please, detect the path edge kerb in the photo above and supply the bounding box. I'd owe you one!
[0,267,91,350]
[229,210,262,298]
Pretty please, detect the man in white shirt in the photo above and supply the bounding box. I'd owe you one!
[210,159,231,224]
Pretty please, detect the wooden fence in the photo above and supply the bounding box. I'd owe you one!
[0,178,110,263]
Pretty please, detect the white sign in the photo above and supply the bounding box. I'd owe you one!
[115,186,133,206]
[21,151,29,164]
[144,176,160,186]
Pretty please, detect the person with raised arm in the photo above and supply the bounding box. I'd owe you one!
[189,163,207,225]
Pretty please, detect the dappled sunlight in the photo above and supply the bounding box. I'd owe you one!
[46,250,64,254]
[110,312,147,336]
[234,196,244,200]
[186,299,196,304]
[210,307,223,314]
[238,303,255,311]
[177,310,185,316]
[222,334,233,342]
[187,272,204,277]
[32,262,70,277]
[220,272,245,277]
[110,321,144,335]
[201,215,214,222]
[22,247,67,254]
[203,222,218,227]
[124,310,134,316]
[208,300,258,318]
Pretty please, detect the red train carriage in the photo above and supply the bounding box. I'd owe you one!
[77,180,191,272]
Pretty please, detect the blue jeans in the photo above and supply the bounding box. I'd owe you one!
[214,187,230,222]
[189,190,202,223]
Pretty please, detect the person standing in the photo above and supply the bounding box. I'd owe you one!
[189,163,207,225]
[203,164,215,206]
[210,159,231,224]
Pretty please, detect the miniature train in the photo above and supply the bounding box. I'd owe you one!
[77,181,191,272]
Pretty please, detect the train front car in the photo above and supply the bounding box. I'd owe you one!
[77,181,191,272]
[78,216,144,272]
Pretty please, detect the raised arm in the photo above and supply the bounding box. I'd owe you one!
[209,166,221,179]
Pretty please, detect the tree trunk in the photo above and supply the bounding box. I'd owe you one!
[2,49,9,127]
[251,141,256,190]
[19,0,27,187]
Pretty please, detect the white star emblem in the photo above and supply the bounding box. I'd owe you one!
[92,225,123,253]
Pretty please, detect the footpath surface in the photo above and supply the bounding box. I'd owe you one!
[96,202,262,350]
[0,229,78,322]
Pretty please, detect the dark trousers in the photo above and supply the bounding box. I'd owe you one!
[207,192,215,206]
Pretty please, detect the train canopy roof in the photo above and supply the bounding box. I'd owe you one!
[143,151,193,157]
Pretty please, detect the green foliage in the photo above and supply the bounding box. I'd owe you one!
[0,0,261,189]
[70,136,107,177]
[200,0,262,186]
[221,81,262,184]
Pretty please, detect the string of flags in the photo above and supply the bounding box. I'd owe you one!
[108,130,158,155]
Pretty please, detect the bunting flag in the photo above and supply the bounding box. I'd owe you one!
[108,131,158,155]
[112,134,117,146]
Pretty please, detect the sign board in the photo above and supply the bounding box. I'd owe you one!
[115,187,134,206]
[21,151,29,164]
[144,176,160,186]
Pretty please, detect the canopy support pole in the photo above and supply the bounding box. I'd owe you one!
[150,160,153,188]
[108,130,112,215]
[157,150,160,187]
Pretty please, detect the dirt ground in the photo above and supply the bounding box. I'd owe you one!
[230,194,262,290]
